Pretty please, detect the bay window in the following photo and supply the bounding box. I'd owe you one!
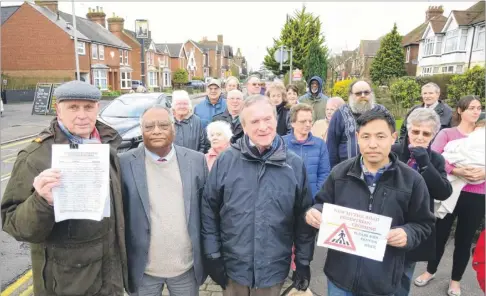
[475,25,485,49]
[93,69,108,90]
[423,38,434,56]
[435,36,443,54]
[445,29,468,52]
[148,72,157,87]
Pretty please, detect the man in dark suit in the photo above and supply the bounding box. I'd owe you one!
[120,105,208,296]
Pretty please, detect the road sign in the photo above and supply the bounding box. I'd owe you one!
[317,203,392,262]
[273,48,289,63]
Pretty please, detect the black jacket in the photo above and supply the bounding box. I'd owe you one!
[276,102,291,136]
[392,137,452,262]
[212,110,244,144]
[201,135,316,288]
[174,113,208,153]
[313,153,435,296]
[399,101,452,143]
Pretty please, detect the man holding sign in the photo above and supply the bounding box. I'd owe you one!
[305,109,434,296]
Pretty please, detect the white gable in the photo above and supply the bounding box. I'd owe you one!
[421,24,433,40]
[442,13,458,33]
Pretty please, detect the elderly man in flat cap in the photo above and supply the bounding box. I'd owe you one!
[1,80,128,296]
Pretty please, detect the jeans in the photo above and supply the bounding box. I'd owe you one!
[395,260,416,296]
[327,279,355,296]
[131,268,198,296]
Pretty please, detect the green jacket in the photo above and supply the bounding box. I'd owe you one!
[1,119,128,296]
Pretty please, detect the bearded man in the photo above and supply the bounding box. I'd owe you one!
[326,80,389,168]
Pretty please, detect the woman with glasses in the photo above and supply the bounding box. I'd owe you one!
[266,82,291,135]
[414,96,485,296]
[391,108,452,296]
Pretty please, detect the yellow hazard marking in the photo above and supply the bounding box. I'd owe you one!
[0,270,32,296]
[0,138,34,149]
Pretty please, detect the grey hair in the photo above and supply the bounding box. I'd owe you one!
[240,95,277,126]
[327,96,346,106]
[406,107,441,136]
[246,75,260,84]
[139,104,174,126]
[171,90,193,111]
[206,120,233,142]
[226,76,240,85]
[422,82,440,94]
[227,89,243,99]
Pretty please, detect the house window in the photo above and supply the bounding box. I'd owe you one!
[148,72,157,87]
[435,36,443,55]
[441,65,455,73]
[422,67,432,76]
[456,65,464,73]
[120,71,132,89]
[91,44,98,59]
[99,45,104,60]
[124,50,129,65]
[423,38,434,56]
[433,67,439,74]
[93,69,108,90]
[119,49,123,64]
[163,72,170,87]
[445,30,459,53]
[474,25,485,49]
[459,29,468,50]
[405,47,410,63]
[77,42,86,55]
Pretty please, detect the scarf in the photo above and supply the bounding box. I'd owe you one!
[58,120,101,144]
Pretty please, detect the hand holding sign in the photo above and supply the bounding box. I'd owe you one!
[305,208,322,229]
[387,228,408,247]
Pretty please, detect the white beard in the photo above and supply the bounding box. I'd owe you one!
[350,98,374,114]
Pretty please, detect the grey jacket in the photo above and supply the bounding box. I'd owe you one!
[174,113,208,153]
[119,145,208,293]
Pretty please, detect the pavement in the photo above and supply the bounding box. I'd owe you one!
[0,97,483,296]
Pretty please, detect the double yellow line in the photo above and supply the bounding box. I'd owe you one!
[0,270,33,296]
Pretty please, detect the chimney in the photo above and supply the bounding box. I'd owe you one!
[426,5,444,22]
[201,36,208,42]
[107,13,124,39]
[217,34,223,44]
[34,0,58,13]
[86,6,107,28]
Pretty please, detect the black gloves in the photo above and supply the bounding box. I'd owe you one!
[410,146,430,168]
[205,257,227,289]
[292,263,311,291]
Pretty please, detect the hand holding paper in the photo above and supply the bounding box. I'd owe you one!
[33,168,61,205]
[387,228,408,248]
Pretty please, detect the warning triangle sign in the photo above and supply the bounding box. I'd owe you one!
[324,223,356,251]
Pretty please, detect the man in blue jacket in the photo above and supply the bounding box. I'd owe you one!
[201,95,316,296]
[194,79,227,129]
[305,109,435,296]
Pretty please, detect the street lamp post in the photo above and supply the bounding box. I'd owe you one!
[72,0,80,81]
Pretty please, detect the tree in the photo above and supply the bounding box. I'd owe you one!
[332,79,356,100]
[263,6,326,76]
[370,23,406,86]
[173,68,188,89]
[304,39,329,82]
[447,66,485,107]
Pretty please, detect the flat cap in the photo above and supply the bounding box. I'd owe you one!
[207,79,221,88]
[54,80,102,102]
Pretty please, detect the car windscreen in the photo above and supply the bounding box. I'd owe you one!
[100,96,160,118]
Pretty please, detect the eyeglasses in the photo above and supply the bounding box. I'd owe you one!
[353,90,371,97]
[143,121,171,132]
[410,130,433,137]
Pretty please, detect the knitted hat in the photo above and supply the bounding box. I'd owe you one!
[54,80,102,102]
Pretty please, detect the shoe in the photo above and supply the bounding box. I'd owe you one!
[413,273,435,287]
[447,282,461,296]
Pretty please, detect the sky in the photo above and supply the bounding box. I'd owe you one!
[2,1,477,71]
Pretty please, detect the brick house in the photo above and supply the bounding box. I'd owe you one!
[183,40,205,79]
[350,39,381,79]
[198,35,234,79]
[1,1,132,91]
[402,6,447,76]
[156,43,188,76]
[233,48,248,77]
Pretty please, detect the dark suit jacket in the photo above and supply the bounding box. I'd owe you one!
[119,144,208,293]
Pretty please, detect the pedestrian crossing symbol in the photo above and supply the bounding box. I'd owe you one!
[324,223,356,251]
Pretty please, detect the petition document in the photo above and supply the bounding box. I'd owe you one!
[51,144,110,222]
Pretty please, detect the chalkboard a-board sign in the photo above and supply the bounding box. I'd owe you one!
[31,83,53,115]
[47,83,62,116]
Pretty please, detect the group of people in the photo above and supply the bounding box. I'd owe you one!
[1,74,484,296]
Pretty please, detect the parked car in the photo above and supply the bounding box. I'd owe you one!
[97,93,171,153]
[185,80,205,91]
[131,80,144,90]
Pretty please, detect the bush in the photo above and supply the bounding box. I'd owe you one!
[331,79,355,100]
[1,74,71,90]
[447,66,485,107]
[192,76,204,81]
[390,77,421,109]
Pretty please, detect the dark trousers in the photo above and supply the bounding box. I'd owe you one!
[427,191,485,281]
[222,279,284,296]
